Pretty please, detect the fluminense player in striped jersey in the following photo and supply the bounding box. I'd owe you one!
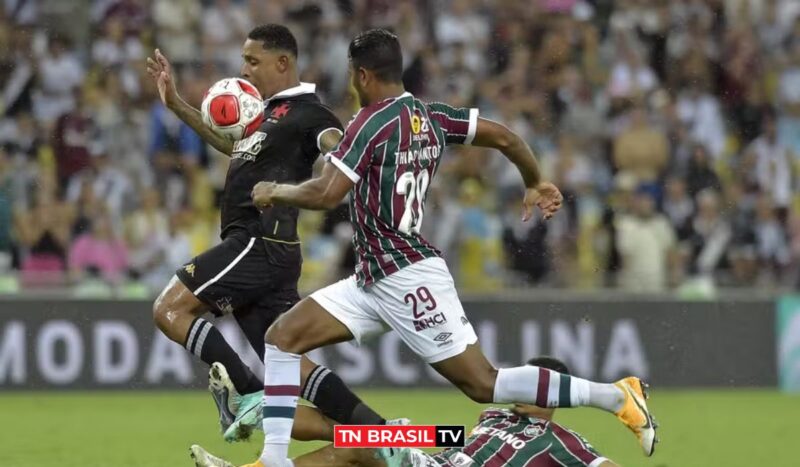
[240,29,657,467]
[189,357,619,467]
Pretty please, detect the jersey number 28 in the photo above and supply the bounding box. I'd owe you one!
[395,170,430,235]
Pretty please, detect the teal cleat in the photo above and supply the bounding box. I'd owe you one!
[222,391,263,442]
[376,447,411,467]
[375,418,412,466]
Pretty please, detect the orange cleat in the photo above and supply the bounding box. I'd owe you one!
[613,377,658,456]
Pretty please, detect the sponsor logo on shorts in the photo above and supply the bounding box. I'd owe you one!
[215,296,234,314]
[433,332,453,347]
[460,316,469,326]
[413,312,447,331]
[183,263,196,277]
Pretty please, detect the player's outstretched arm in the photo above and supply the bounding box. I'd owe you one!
[471,117,563,221]
[252,161,354,211]
[145,49,234,156]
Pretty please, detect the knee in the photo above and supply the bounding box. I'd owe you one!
[265,317,305,354]
[152,287,185,332]
[458,368,498,403]
[152,298,170,331]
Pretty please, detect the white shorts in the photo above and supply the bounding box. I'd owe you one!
[310,257,478,363]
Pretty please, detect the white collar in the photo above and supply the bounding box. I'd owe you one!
[264,82,316,103]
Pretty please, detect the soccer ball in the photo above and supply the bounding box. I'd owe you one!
[201,78,264,141]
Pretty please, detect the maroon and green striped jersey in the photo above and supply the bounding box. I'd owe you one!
[326,92,479,286]
[430,408,607,467]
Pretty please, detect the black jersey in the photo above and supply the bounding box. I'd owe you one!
[220,83,342,240]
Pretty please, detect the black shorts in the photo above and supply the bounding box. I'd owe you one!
[176,232,302,322]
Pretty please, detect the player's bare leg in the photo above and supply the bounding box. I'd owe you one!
[266,296,356,353]
[431,343,657,456]
[153,276,263,431]
[152,276,206,344]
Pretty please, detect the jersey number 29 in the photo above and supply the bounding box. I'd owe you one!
[395,170,430,235]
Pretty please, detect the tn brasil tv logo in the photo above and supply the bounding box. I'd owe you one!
[334,425,466,448]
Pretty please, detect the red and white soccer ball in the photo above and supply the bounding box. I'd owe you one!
[201,78,264,142]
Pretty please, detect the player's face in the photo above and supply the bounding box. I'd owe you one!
[241,39,283,99]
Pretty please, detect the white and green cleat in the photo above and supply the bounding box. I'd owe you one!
[189,444,235,467]
[208,363,240,433]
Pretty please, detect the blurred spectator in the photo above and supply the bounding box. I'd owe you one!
[124,188,169,288]
[662,176,694,240]
[613,105,669,188]
[68,211,129,284]
[615,186,675,292]
[747,112,794,217]
[52,88,95,190]
[686,189,732,278]
[676,82,726,160]
[65,144,133,221]
[92,16,144,69]
[32,35,85,125]
[152,0,200,64]
[0,24,36,116]
[435,0,488,74]
[97,0,149,37]
[607,33,658,100]
[13,175,72,285]
[752,194,791,282]
[201,0,252,75]
[685,144,722,198]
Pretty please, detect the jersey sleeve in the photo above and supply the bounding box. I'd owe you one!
[303,106,344,159]
[548,424,608,466]
[324,109,374,183]
[428,102,479,145]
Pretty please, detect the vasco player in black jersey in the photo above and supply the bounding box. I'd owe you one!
[145,24,392,441]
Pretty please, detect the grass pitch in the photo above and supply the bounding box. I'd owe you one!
[0,389,796,467]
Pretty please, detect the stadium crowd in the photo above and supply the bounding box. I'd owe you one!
[1,0,800,296]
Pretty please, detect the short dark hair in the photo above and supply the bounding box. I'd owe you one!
[526,356,571,375]
[247,24,298,57]
[348,28,403,83]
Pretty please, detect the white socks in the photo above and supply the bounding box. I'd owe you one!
[493,366,624,412]
[260,344,301,467]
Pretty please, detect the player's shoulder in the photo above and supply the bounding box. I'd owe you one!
[348,95,406,127]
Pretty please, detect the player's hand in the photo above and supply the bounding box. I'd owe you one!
[252,181,278,210]
[522,182,563,221]
[145,49,178,108]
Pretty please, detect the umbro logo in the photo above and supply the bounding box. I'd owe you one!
[433,332,452,342]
